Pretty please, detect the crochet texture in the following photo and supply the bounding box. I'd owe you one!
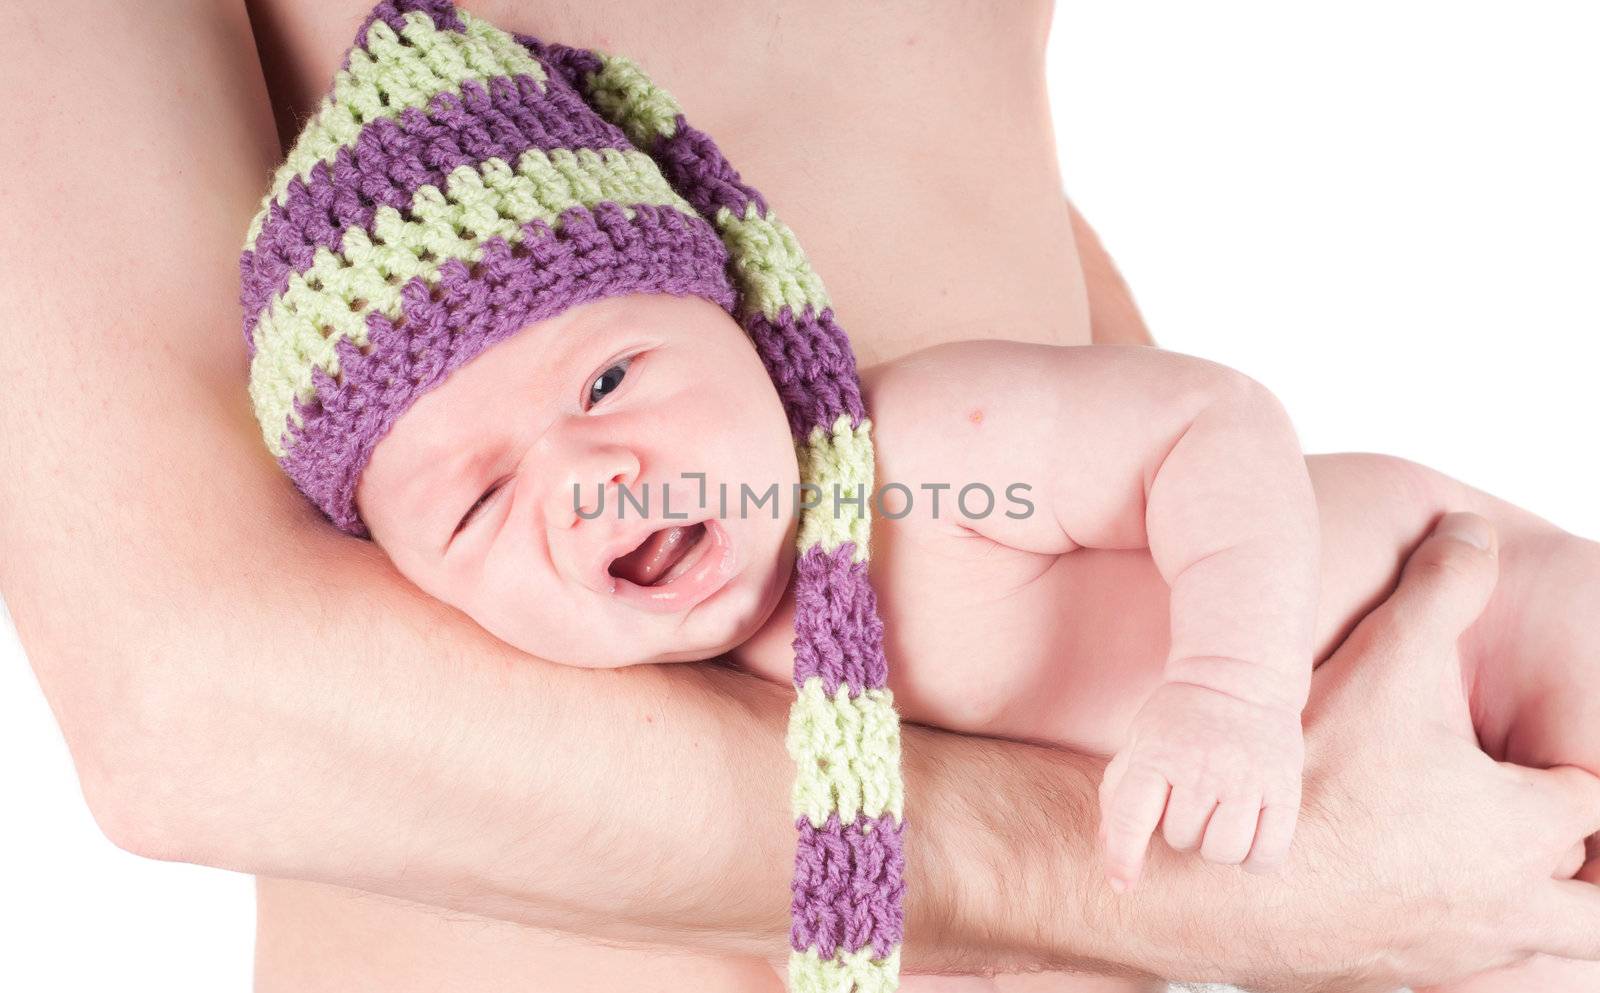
[239,2,905,989]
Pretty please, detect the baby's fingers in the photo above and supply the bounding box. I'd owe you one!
[1160,786,1216,853]
[1200,796,1260,866]
[1242,799,1298,875]
[1102,765,1171,892]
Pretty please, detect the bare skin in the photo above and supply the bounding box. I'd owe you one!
[4,2,1600,992]
[249,3,1098,982]
[247,2,1095,984]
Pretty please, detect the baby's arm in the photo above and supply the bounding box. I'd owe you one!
[867,339,1320,886]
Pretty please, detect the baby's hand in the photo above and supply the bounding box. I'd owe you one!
[1097,681,1304,891]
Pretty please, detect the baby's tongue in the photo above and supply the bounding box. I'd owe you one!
[609,524,704,587]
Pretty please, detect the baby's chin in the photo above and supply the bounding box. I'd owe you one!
[473,560,790,669]
[636,566,791,666]
[622,545,795,666]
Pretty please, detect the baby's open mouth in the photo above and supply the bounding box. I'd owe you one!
[607,522,710,588]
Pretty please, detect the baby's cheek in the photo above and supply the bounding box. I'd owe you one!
[463,567,561,650]
[660,408,793,495]
[467,559,652,668]
[381,546,565,658]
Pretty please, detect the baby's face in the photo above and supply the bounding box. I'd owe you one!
[355,293,800,668]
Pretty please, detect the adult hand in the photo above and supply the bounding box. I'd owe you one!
[1101,512,1600,992]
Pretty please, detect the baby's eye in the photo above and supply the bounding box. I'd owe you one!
[454,479,505,537]
[586,357,632,409]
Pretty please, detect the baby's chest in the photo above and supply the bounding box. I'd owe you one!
[737,519,1175,754]
[865,515,1168,749]
[868,516,1057,714]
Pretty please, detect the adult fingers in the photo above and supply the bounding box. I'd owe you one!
[1529,763,1600,846]
[1377,512,1500,658]
[1160,787,1215,853]
[1200,796,1260,866]
[1532,878,1600,960]
[1313,512,1500,716]
[1102,766,1170,892]
[1557,842,1586,880]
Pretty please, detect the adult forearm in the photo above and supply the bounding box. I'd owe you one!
[1069,199,1155,347]
[0,365,1115,968]
[5,423,1133,973]
[0,3,1148,968]
[7,431,779,951]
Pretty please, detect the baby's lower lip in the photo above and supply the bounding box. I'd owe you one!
[609,518,734,614]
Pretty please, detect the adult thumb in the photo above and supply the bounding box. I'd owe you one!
[1382,511,1500,658]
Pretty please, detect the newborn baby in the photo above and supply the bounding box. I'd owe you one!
[352,290,1600,993]
[355,287,1596,872]
[241,4,1597,990]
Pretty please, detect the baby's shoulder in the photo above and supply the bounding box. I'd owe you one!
[858,341,1042,535]
[858,345,984,481]
[858,339,1042,473]
[858,339,1015,403]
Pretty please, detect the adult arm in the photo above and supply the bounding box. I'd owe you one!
[1070,199,1155,346]
[3,3,1600,988]
[0,0,1122,968]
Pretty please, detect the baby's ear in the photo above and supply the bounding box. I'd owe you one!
[348,476,384,548]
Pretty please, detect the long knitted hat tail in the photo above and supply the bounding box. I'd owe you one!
[238,1,903,988]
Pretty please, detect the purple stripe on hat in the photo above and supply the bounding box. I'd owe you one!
[792,543,887,695]
[790,812,905,958]
[513,35,605,91]
[743,306,867,437]
[652,116,768,220]
[279,201,735,537]
[347,0,465,71]
[242,71,633,351]
[515,37,765,221]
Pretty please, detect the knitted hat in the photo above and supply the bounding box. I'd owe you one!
[238,1,903,988]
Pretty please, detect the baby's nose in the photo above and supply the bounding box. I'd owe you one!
[547,444,640,530]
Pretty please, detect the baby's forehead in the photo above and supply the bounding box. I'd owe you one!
[465,294,736,373]
[578,291,740,334]
[358,294,745,501]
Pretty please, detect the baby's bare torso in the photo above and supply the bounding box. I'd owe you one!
[737,492,1174,756]
[735,375,1561,760]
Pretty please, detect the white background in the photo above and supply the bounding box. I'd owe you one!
[4,2,1596,988]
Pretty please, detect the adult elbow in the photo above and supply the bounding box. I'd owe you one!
[81,765,175,862]
[33,633,222,865]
